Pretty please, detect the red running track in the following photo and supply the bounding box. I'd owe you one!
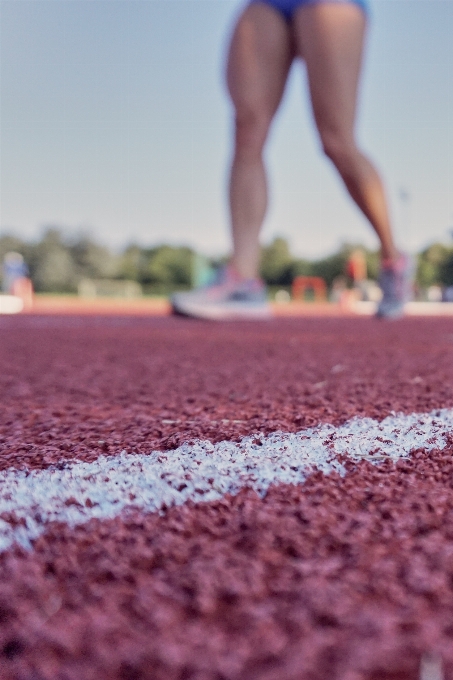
[1,315,453,679]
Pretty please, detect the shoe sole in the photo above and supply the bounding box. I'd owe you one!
[172,300,272,321]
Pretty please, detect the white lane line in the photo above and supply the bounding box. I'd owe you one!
[1,408,453,552]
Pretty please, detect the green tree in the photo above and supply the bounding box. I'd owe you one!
[120,244,216,292]
[141,245,193,289]
[310,247,351,288]
[28,229,77,292]
[290,258,312,279]
[260,237,293,285]
[439,249,453,286]
[118,245,144,282]
[417,243,450,288]
[364,250,380,281]
[0,235,28,262]
[69,235,119,280]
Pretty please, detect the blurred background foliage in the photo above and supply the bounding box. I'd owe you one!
[1,228,453,295]
[417,242,453,288]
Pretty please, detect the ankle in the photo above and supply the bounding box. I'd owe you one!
[380,249,402,268]
[229,260,259,282]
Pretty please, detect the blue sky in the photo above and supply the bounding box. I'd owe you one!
[1,0,452,258]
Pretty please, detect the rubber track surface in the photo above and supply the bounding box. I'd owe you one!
[1,316,453,679]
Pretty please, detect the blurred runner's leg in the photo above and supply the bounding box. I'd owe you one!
[171,0,410,320]
[227,2,293,280]
[172,3,293,319]
[292,3,411,317]
[292,3,397,265]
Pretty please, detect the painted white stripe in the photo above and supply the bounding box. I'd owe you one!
[1,409,453,552]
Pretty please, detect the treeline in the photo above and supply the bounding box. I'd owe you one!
[1,228,453,294]
[0,229,194,294]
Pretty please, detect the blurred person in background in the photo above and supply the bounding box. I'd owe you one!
[172,0,412,320]
[1,251,34,309]
[2,252,29,294]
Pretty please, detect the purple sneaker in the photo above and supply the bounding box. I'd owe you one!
[376,253,414,319]
[171,266,271,320]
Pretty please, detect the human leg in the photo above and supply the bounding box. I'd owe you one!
[227,2,293,279]
[292,3,398,262]
[171,3,292,319]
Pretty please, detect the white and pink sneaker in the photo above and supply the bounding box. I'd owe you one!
[171,266,271,320]
[376,253,414,318]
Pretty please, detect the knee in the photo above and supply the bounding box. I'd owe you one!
[320,130,358,172]
[233,110,271,161]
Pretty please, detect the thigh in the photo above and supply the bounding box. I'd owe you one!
[292,3,367,141]
[227,3,294,124]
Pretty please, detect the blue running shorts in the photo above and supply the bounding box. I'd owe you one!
[249,0,368,21]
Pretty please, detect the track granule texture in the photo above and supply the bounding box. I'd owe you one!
[1,315,453,679]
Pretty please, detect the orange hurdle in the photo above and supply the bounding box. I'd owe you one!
[292,276,327,302]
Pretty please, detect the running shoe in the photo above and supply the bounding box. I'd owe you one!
[376,253,414,319]
[171,266,271,320]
